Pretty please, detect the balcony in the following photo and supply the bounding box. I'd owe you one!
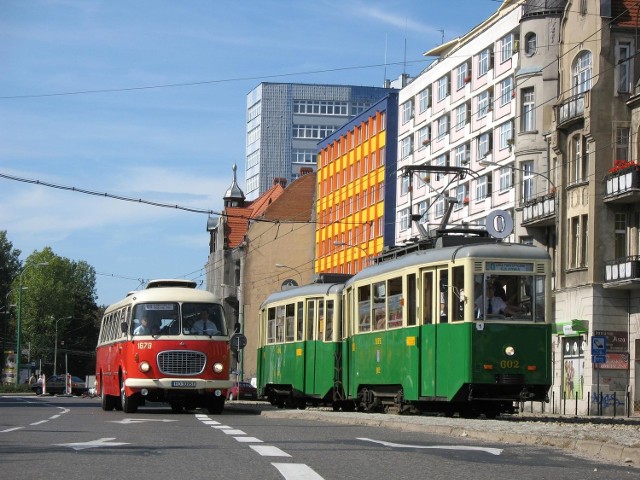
[520,192,556,227]
[604,256,640,289]
[556,92,588,128]
[604,166,640,204]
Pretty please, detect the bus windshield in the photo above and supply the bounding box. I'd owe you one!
[473,274,545,322]
[131,302,227,336]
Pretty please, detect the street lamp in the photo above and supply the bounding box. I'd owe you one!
[275,263,302,285]
[54,316,72,376]
[15,261,48,385]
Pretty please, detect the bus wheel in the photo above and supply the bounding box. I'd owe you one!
[120,379,138,414]
[100,382,115,411]
[207,397,224,415]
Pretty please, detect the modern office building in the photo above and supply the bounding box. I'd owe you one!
[245,83,395,200]
[315,92,399,275]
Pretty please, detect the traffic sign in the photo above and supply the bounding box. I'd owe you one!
[592,355,606,364]
[591,336,606,356]
[230,333,247,352]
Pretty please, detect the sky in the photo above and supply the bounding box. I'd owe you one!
[1,0,500,306]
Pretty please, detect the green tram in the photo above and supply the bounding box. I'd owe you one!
[257,282,345,409]
[257,239,552,417]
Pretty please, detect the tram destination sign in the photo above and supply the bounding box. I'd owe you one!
[485,262,533,272]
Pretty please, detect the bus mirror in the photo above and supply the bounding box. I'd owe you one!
[120,322,128,334]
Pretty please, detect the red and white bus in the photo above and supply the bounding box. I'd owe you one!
[95,279,233,414]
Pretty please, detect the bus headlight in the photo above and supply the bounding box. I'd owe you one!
[139,362,151,373]
[504,346,515,356]
[213,362,224,373]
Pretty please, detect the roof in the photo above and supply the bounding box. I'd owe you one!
[259,172,316,222]
[224,183,284,249]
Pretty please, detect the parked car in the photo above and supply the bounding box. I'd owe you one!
[32,375,88,396]
[227,381,257,400]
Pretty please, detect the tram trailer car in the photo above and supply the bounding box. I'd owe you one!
[257,282,345,409]
[258,240,552,418]
[96,279,233,414]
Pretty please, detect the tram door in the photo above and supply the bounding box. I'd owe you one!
[420,269,437,396]
[303,299,317,393]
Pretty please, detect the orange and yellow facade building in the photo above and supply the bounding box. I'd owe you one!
[315,92,398,275]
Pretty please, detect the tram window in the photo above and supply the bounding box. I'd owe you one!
[358,285,371,332]
[439,271,448,323]
[422,271,433,325]
[373,281,386,330]
[452,266,464,322]
[306,301,315,340]
[325,300,334,341]
[407,274,416,326]
[285,304,295,342]
[388,277,403,328]
[318,300,325,339]
[267,307,276,343]
[296,302,304,341]
[276,306,285,342]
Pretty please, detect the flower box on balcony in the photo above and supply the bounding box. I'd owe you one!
[606,162,640,196]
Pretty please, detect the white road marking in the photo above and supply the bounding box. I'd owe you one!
[56,437,130,451]
[108,418,178,424]
[272,463,324,480]
[357,437,503,456]
[234,436,263,443]
[222,429,246,435]
[201,420,220,425]
[30,420,48,426]
[213,425,231,429]
[1,427,24,433]
[250,445,291,457]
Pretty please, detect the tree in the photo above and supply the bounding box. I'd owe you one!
[0,231,21,370]
[12,247,99,376]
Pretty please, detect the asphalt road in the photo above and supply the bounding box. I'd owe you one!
[1,395,637,479]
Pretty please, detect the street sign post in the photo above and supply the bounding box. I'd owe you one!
[591,335,607,415]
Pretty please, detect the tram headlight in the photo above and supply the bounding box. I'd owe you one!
[213,362,224,373]
[504,346,516,356]
[139,361,151,373]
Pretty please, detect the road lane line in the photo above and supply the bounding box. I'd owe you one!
[250,445,291,457]
[222,429,246,435]
[234,436,263,443]
[1,427,24,433]
[30,420,48,425]
[272,463,324,480]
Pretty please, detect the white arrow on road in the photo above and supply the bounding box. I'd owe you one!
[108,418,179,424]
[357,437,503,456]
[56,437,130,451]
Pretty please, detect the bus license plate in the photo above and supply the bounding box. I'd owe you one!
[171,381,196,388]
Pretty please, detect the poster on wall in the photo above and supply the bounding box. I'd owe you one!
[593,330,629,369]
[562,336,584,400]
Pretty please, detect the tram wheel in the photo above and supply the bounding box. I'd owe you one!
[170,403,184,413]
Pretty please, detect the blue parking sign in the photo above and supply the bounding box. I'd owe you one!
[591,336,606,356]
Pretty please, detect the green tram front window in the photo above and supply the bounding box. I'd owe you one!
[473,273,545,321]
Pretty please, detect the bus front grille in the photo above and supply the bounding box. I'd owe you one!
[157,350,206,375]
